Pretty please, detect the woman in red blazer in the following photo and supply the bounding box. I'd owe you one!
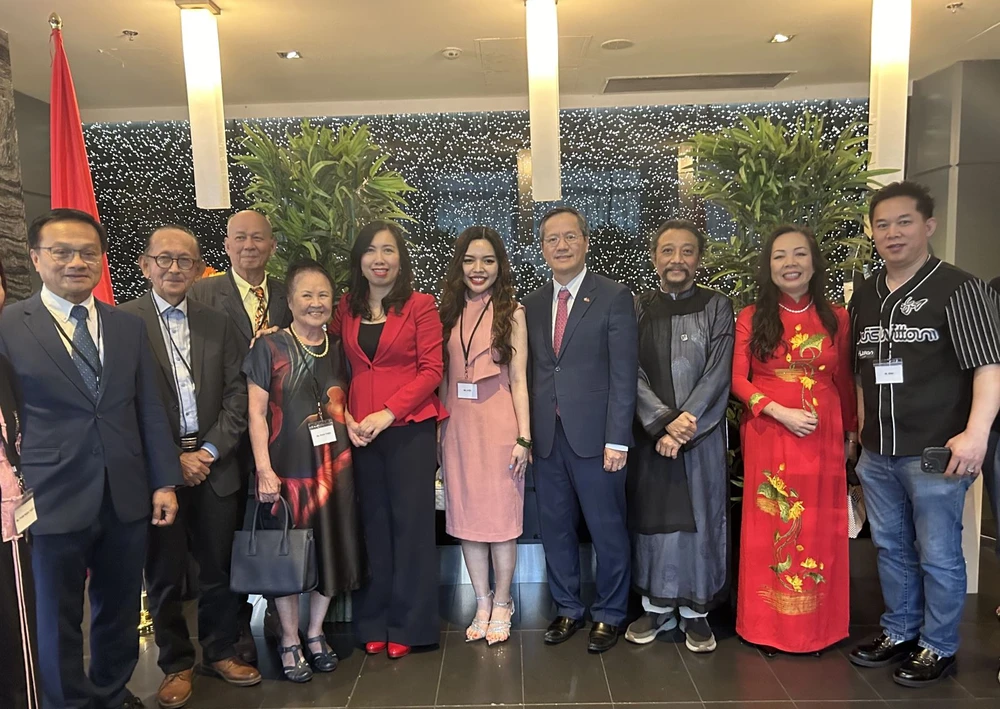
[330,220,446,659]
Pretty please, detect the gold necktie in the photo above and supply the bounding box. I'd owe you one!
[252,286,267,332]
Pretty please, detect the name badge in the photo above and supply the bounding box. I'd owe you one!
[308,420,337,447]
[14,490,37,535]
[874,358,904,385]
[457,382,479,400]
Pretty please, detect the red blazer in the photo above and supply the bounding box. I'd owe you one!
[331,291,447,426]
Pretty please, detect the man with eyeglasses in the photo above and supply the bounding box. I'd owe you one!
[120,226,259,707]
[0,208,181,709]
[523,206,638,653]
[189,210,291,662]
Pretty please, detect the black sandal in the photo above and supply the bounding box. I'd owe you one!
[278,644,313,683]
[305,635,339,672]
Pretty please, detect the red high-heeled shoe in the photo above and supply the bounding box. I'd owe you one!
[387,642,410,659]
[365,641,387,655]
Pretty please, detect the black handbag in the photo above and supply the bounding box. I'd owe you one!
[230,497,318,596]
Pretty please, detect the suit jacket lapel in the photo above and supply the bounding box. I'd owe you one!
[188,300,206,396]
[95,302,118,405]
[556,272,596,363]
[223,271,254,343]
[22,295,94,402]
[136,293,175,390]
[373,300,409,363]
[267,276,288,328]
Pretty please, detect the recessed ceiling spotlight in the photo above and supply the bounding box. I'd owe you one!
[277,50,302,59]
[946,2,964,12]
[601,39,635,51]
[770,33,795,44]
[441,47,463,60]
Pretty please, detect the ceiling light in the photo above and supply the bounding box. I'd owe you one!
[278,50,302,59]
[770,33,795,43]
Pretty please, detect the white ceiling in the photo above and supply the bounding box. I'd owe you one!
[3,0,1000,113]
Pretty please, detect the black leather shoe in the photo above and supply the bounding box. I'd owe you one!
[893,648,956,687]
[119,691,145,709]
[544,616,585,645]
[849,632,919,668]
[587,622,619,654]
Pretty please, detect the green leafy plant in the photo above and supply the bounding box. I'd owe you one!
[236,120,416,293]
[684,112,894,309]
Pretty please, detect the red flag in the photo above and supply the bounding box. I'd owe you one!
[50,27,115,304]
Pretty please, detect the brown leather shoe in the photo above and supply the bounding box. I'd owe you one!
[202,657,262,686]
[157,669,193,709]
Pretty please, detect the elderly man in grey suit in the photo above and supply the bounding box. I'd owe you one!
[120,226,259,708]
[189,210,291,663]
[522,207,639,654]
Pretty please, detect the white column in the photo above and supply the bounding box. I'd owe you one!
[525,0,562,202]
[868,0,910,183]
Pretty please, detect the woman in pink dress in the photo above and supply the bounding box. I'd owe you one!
[439,226,531,646]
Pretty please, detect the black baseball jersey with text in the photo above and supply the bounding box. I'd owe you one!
[850,257,1000,456]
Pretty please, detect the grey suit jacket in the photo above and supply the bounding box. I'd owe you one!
[523,270,639,459]
[189,270,291,349]
[118,292,249,497]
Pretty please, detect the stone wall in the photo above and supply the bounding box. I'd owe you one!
[0,28,31,302]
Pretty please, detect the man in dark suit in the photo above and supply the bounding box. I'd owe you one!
[188,210,290,661]
[0,209,181,709]
[523,206,638,654]
[119,226,259,708]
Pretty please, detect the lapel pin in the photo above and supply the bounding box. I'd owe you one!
[583,297,591,303]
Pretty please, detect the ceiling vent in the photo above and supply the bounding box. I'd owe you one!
[603,72,794,93]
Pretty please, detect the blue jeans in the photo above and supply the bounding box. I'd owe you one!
[984,431,1000,560]
[856,449,973,657]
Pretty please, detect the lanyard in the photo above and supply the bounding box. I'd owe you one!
[155,295,198,433]
[290,330,327,419]
[459,297,492,378]
[50,308,102,385]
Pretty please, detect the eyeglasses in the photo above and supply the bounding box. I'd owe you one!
[146,254,198,271]
[542,232,584,247]
[35,246,103,264]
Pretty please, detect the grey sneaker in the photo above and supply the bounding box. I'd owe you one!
[680,616,717,653]
[624,611,676,644]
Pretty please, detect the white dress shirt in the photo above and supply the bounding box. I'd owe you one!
[231,269,269,329]
[40,286,105,364]
[548,267,627,452]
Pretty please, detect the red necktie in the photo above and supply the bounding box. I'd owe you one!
[553,287,571,356]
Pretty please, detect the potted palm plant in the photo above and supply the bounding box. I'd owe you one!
[236,120,415,293]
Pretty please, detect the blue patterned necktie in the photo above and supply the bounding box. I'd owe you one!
[70,305,101,397]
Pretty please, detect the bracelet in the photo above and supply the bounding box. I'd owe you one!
[516,437,532,449]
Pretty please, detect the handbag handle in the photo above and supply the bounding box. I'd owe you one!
[247,496,293,557]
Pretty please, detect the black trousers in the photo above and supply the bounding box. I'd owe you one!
[352,420,439,647]
[32,488,147,709]
[145,482,241,673]
[0,539,36,709]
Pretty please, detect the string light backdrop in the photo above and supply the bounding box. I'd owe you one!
[83,99,868,302]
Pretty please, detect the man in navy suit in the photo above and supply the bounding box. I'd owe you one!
[523,207,638,653]
[0,209,181,709]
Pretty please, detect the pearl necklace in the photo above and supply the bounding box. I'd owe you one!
[290,325,329,358]
[779,300,813,314]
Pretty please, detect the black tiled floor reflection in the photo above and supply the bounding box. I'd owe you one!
[108,540,1000,708]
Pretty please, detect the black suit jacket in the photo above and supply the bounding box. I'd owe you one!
[189,270,291,348]
[523,270,639,459]
[119,292,249,497]
[0,294,182,535]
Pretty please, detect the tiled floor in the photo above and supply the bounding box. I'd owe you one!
[114,541,1000,709]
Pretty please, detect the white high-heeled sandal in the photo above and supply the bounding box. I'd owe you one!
[466,590,493,642]
[487,597,515,646]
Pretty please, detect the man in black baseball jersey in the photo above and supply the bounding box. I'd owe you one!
[848,182,1000,687]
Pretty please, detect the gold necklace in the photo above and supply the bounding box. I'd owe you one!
[289,325,329,358]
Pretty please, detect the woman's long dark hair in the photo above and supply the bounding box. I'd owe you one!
[346,220,415,319]
[439,226,517,366]
[749,225,839,362]
[0,256,6,311]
